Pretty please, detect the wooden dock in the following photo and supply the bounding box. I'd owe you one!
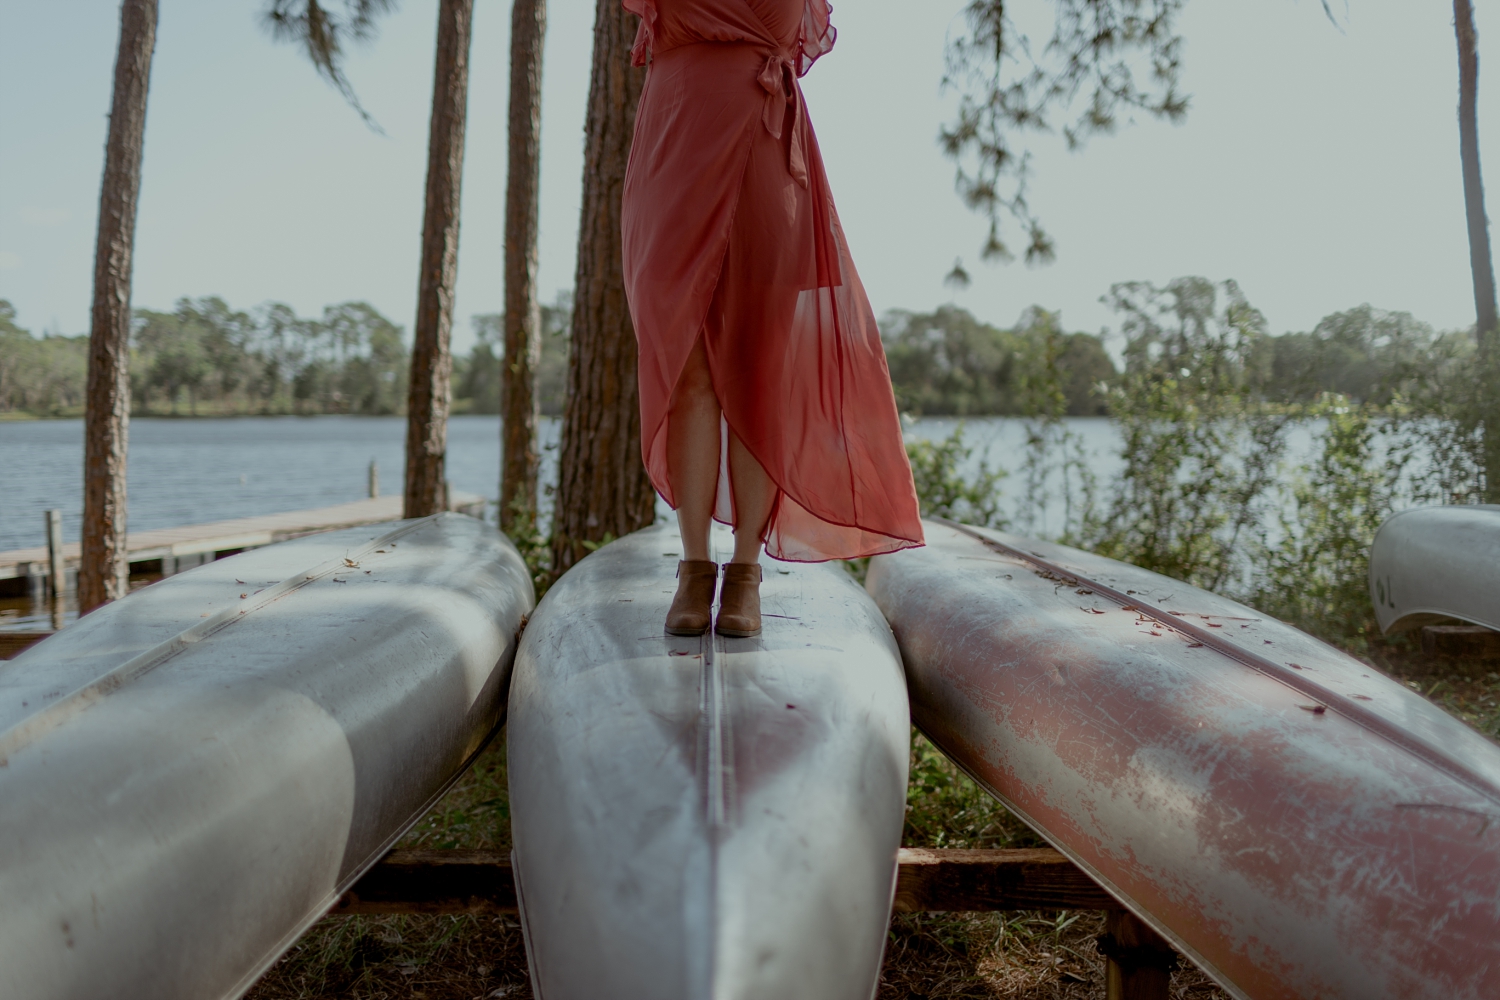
[0,491,486,592]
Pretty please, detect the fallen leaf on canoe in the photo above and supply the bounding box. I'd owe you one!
[1121,606,1137,612]
[235,579,245,585]
[343,558,359,568]
[1187,642,1204,648]
[1298,704,1327,714]
[1076,588,1093,595]
[1287,663,1306,670]
[1207,623,1223,628]
[1350,694,1373,701]
[1082,607,1106,614]
[240,593,248,599]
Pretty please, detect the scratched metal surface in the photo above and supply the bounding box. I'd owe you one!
[0,513,533,1000]
[507,523,909,1000]
[867,520,1500,1000]
[1369,504,1500,634]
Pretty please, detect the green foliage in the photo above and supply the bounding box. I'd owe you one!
[0,302,88,415]
[904,732,1041,849]
[501,496,554,598]
[906,425,1008,528]
[1251,395,1399,650]
[457,293,571,417]
[1071,279,1288,594]
[0,296,412,417]
[942,0,1188,264]
[882,304,1113,417]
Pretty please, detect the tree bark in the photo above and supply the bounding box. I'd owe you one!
[80,0,158,613]
[405,0,476,518]
[549,0,654,576]
[1456,0,1498,347]
[1454,0,1500,501]
[501,0,548,533]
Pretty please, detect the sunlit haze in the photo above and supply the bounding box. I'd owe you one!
[2,1,1494,353]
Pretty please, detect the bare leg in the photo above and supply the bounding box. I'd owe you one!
[667,337,721,562]
[728,430,775,564]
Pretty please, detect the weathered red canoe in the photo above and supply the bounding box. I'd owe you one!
[867,520,1500,1000]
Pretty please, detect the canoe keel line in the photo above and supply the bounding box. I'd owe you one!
[0,513,534,1000]
[869,520,1500,1000]
[507,524,910,1000]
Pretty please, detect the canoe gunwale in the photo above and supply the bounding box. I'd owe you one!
[0,516,436,767]
[940,518,1500,811]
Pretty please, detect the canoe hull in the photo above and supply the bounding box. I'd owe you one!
[0,513,533,1000]
[869,521,1500,1000]
[1369,503,1500,633]
[508,525,908,1000]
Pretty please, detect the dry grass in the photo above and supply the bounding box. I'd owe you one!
[249,644,1498,1000]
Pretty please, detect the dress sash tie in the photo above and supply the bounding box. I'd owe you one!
[757,52,809,189]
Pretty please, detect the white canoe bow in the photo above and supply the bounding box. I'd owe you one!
[1369,504,1500,634]
[507,524,909,1000]
[0,513,533,1000]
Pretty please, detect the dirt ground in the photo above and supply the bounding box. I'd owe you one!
[246,641,1496,1000]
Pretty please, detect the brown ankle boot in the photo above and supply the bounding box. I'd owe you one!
[716,563,762,637]
[666,560,719,636]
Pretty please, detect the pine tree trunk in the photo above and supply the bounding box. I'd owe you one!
[80,0,157,614]
[500,0,547,533]
[549,0,654,576]
[405,0,475,518]
[1454,0,1500,501]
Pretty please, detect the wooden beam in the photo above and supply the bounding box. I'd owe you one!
[892,846,1119,912]
[335,846,1121,916]
[1424,624,1500,659]
[334,849,517,915]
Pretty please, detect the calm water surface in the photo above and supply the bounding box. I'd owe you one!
[0,416,561,552]
[0,415,1121,553]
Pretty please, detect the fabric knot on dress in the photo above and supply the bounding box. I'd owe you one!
[624,0,657,68]
[757,51,810,189]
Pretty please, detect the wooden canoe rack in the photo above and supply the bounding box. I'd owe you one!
[337,846,1182,1000]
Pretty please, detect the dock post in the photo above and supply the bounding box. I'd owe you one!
[46,510,66,600]
[1100,909,1177,1000]
[369,460,379,499]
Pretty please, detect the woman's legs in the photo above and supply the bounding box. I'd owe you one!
[727,431,774,563]
[667,337,721,562]
[667,335,776,564]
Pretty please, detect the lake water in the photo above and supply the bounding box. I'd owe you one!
[0,415,1126,553]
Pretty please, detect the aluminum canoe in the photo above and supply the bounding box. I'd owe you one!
[507,523,909,1000]
[867,520,1500,1000]
[1369,503,1500,634]
[0,512,533,1000]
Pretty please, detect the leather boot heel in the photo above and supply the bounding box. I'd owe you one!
[666,560,719,636]
[716,563,762,637]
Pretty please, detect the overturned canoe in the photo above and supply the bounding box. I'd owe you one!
[868,520,1500,1000]
[1369,503,1500,634]
[0,513,533,1000]
[508,524,908,1000]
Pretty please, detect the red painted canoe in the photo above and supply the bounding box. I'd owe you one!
[867,520,1500,1000]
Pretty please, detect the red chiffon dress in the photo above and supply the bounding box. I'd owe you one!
[621,0,923,562]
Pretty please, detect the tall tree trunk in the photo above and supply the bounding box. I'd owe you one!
[80,0,157,613]
[500,0,547,533]
[1455,0,1500,501]
[405,0,476,518]
[549,0,654,576]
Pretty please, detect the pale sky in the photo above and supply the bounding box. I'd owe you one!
[1,1,1496,356]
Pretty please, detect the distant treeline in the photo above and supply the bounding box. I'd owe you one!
[880,295,1471,416]
[0,296,571,418]
[0,290,1471,419]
